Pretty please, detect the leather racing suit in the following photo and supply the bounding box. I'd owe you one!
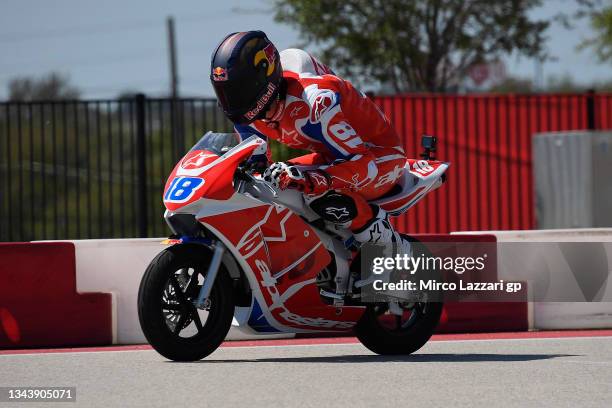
[235,48,409,249]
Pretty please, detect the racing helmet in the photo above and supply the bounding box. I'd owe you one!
[210,31,282,124]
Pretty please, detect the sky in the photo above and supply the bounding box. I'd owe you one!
[0,0,610,100]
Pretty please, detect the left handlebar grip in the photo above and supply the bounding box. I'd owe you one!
[235,164,259,183]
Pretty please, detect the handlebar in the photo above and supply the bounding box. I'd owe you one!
[234,165,253,182]
[234,165,278,198]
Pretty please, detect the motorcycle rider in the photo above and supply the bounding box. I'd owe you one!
[210,30,410,256]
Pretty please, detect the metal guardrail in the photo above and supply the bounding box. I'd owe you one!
[0,95,231,241]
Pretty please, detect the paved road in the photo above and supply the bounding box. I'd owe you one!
[1,336,611,408]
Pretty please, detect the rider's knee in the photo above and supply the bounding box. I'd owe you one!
[308,191,358,224]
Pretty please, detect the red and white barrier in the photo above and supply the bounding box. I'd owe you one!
[1,234,527,348]
[5,229,610,349]
[413,234,529,333]
[454,229,612,330]
[70,238,290,344]
[71,238,162,344]
[0,242,112,348]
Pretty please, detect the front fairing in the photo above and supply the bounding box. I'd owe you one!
[163,133,265,212]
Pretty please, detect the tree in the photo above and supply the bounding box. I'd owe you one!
[273,0,550,92]
[579,4,612,63]
[8,72,80,101]
[488,76,535,93]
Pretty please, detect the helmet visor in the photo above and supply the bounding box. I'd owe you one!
[212,73,269,120]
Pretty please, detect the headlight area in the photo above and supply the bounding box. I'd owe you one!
[164,212,204,237]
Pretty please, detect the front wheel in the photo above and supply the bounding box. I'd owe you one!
[137,243,234,361]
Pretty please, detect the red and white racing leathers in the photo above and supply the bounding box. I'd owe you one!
[235,49,407,231]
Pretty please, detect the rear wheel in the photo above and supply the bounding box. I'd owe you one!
[355,235,443,355]
[355,301,443,355]
[137,244,234,361]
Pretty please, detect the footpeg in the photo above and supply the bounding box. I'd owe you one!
[354,274,377,289]
[319,289,345,307]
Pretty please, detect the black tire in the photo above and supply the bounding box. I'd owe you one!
[137,244,234,361]
[355,235,443,355]
[355,301,443,355]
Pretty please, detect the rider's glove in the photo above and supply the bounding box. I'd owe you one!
[264,163,331,195]
[263,162,289,187]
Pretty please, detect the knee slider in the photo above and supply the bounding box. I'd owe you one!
[309,192,358,223]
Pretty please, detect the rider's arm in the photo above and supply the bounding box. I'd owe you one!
[310,91,378,191]
[234,123,271,165]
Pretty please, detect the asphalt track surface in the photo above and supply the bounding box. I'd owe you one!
[1,331,611,408]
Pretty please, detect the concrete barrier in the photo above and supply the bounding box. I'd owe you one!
[413,234,529,333]
[0,233,528,346]
[437,302,529,333]
[0,242,112,348]
[71,238,161,344]
[74,234,524,342]
[454,229,612,330]
[70,238,291,344]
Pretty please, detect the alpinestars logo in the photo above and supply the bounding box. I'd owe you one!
[369,223,382,243]
[309,172,328,187]
[290,105,303,118]
[310,90,336,123]
[326,207,350,220]
[375,165,403,188]
[181,152,218,170]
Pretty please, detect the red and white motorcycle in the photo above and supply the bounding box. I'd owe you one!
[138,132,449,361]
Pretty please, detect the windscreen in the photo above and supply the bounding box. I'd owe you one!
[189,132,241,156]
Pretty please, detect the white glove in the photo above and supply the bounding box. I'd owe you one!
[262,162,290,188]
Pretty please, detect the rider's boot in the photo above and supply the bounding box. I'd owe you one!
[352,205,411,256]
[352,205,412,289]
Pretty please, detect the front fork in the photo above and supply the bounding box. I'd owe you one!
[193,240,226,309]
[165,213,229,308]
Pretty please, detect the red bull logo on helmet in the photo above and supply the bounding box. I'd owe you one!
[254,43,277,77]
[263,43,276,65]
[212,66,228,81]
